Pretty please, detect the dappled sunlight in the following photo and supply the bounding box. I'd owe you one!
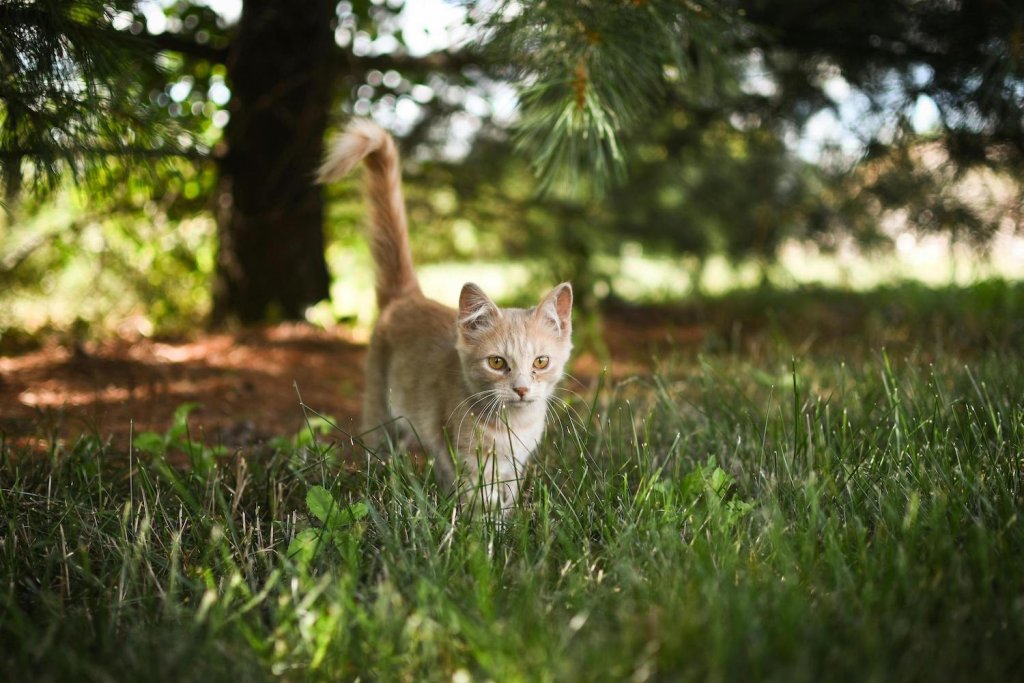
[0,306,710,448]
[322,240,1024,331]
[0,325,368,448]
[7,282,1020,448]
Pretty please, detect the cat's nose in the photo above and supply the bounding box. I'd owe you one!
[513,386,529,398]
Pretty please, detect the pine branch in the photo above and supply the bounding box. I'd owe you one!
[0,0,195,192]
[489,0,747,195]
[0,146,209,160]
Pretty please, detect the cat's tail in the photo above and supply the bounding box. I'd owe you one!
[317,119,420,309]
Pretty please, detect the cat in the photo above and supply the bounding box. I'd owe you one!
[317,119,573,514]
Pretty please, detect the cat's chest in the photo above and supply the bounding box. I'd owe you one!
[487,417,544,460]
[456,409,546,464]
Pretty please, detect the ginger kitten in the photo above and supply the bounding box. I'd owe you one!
[317,120,573,514]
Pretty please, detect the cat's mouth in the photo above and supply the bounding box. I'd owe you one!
[503,397,536,407]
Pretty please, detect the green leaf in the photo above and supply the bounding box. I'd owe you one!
[169,402,201,440]
[295,416,339,447]
[306,486,339,525]
[707,467,731,499]
[132,431,166,454]
[344,502,370,523]
[306,486,370,529]
[286,527,322,566]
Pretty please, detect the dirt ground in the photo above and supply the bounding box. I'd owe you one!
[0,307,704,452]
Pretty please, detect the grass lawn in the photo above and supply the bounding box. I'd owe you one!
[3,282,1023,682]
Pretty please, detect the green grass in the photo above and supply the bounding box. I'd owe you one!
[3,287,1024,681]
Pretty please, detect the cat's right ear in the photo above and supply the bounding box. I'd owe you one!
[458,283,500,335]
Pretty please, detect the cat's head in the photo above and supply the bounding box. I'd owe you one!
[455,282,573,410]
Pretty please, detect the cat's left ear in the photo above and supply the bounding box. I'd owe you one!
[536,282,573,336]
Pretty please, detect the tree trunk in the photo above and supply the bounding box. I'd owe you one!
[213,0,336,324]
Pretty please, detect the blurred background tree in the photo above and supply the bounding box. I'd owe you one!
[1,0,1021,336]
[2,0,480,324]
[500,0,1023,247]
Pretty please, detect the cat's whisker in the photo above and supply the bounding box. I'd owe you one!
[462,396,503,484]
[549,390,588,418]
[453,389,502,450]
[558,397,590,428]
[562,371,591,390]
[469,395,497,433]
[451,394,491,445]
[554,388,598,423]
[555,385,590,403]
[545,395,581,431]
[472,394,504,434]
[544,395,590,452]
[544,395,568,436]
[480,398,505,437]
[448,388,498,421]
[546,396,591,442]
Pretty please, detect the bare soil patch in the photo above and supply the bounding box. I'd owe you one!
[0,308,703,452]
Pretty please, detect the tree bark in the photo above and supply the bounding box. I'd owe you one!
[213,0,336,324]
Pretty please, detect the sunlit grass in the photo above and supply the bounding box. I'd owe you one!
[318,237,1024,334]
[3,294,1023,679]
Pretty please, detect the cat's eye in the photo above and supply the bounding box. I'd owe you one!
[487,356,507,371]
[533,356,550,370]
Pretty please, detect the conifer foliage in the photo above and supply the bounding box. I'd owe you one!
[490,0,744,193]
[0,0,188,199]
